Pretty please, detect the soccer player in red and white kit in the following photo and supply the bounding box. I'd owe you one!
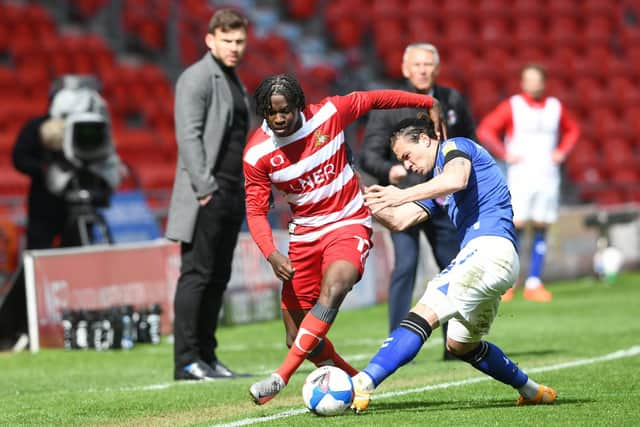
[477,64,580,302]
[244,74,443,404]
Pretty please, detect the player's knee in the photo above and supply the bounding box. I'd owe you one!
[446,339,479,357]
[450,341,486,362]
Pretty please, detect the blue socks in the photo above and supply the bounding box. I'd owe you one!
[362,317,528,391]
[460,341,528,388]
[528,228,547,280]
[363,313,431,386]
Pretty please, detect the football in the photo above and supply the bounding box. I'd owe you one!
[593,246,624,283]
[302,366,354,416]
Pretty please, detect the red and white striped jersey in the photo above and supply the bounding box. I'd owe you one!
[477,92,580,163]
[243,90,435,258]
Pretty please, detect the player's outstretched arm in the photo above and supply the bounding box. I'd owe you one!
[370,200,429,232]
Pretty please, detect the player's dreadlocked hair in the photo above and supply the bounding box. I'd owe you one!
[390,112,438,148]
[254,74,306,117]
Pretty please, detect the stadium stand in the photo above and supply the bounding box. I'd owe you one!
[0,0,639,251]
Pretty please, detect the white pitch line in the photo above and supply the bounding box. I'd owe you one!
[96,342,443,393]
[211,345,640,427]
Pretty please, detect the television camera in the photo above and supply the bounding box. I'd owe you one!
[40,77,121,245]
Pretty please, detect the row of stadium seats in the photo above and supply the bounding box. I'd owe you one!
[324,0,640,206]
[1,0,639,213]
[0,1,339,227]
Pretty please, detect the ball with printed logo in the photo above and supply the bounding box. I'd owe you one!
[302,366,354,416]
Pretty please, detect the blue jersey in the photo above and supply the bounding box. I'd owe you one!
[415,137,517,249]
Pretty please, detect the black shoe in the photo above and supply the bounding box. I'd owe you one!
[210,359,252,378]
[443,350,458,361]
[175,360,220,381]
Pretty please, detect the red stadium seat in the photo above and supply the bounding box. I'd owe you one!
[582,0,617,19]
[134,162,175,191]
[514,45,547,64]
[609,169,640,188]
[626,187,640,203]
[583,16,613,47]
[469,63,504,87]
[381,50,405,80]
[603,57,635,80]
[513,0,547,18]
[572,164,607,191]
[407,16,441,42]
[332,18,365,50]
[619,24,640,51]
[138,19,166,50]
[74,0,109,18]
[0,169,30,196]
[547,46,579,78]
[591,189,625,206]
[286,0,318,20]
[481,47,512,77]
[480,17,512,50]
[443,17,477,50]
[478,0,512,19]
[547,15,580,49]
[623,107,640,144]
[371,0,404,19]
[548,0,580,18]
[608,77,636,101]
[443,0,476,18]
[407,0,439,18]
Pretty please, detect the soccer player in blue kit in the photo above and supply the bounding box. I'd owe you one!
[351,115,556,413]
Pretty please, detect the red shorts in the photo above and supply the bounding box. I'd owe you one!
[281,224,373,310]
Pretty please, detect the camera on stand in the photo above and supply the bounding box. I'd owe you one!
[41,76,122,246]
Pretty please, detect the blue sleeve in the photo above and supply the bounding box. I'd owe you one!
[441,137,475,165]
[415,199,437,216]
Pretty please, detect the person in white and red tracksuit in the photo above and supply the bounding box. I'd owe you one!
[477,64,580,303]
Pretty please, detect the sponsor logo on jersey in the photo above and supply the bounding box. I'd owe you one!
[442,140,457,156]
[288,163,336,192]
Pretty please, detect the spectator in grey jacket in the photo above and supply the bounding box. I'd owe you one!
[167,9,251,380]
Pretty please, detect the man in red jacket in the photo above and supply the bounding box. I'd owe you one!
[244,74,443,405]
[477,64,580,302]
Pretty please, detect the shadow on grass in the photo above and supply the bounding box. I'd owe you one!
[505,349,559,358]
[364,396,589,414]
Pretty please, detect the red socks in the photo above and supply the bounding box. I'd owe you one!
[276,312,330,383]
[307,337,359,377]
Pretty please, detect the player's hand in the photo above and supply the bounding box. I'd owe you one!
[388,164,408,184]
[198,194,213,206]
[505,152,523,164]
[429,98,447,141]
[363,184,405,214]
[267,251,295,281]
[551,149,566,164]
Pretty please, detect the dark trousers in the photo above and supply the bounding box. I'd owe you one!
[388,207,460,332]
[173,190,244,371]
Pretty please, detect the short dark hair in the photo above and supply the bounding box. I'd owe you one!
[390,113,437,147]
[254,74,306,117]
[208,9,248,34]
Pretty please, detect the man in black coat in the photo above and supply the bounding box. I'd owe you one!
[359,42,476,360]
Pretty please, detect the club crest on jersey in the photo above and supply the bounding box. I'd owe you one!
[314,130,330,147]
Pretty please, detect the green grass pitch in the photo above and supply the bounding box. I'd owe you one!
[1,273,639,426]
